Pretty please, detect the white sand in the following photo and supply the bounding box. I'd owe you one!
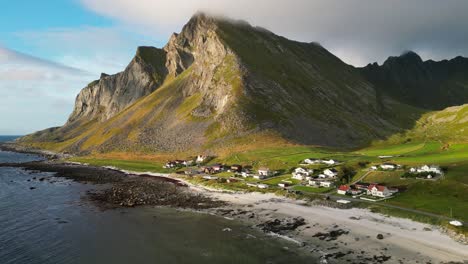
[112,168,468,263]
[208,191,468,263]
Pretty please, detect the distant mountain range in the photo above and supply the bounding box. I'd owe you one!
[19,13,468,155]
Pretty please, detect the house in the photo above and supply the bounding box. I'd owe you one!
[303,158,320,165]
[322,159,337,165]
[303,158,338,165]
[348,186,363,195]
[211,164,224,172]
[278,182,291,188]
[292,173,305,180]
[292,167,313,180]
[257,184,269,189]
[196,155,208,163]
[320,181,334,188]
[354,182,370,190]
[241,171,252,178]
[323,168,338,178]
[370,166,378,171]
[258,167,273,177]
[230,165,243,172]
[182,160,194,166]
[337,185,350,195]
[410,165,442,175]
[308,179,320,186]
[380,163,398,170]
[163,161,177,169]
[367,184,392,198]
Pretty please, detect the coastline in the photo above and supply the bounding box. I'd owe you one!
[56,163,468,263]
[1,145,467,263]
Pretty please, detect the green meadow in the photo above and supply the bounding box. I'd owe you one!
[68,140,467,224]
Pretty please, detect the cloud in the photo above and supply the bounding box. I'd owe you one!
[0,46,92,134]
[15,26,160,75]
[80,0,468,66]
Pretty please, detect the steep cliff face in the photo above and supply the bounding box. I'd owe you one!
[68,47,167,123]
[20,13,428,154]
[360,51,468,110]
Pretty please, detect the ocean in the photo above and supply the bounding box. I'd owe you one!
[0,150,315,264]
[0,135,21,142]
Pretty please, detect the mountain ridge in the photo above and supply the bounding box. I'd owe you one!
[18,13,466,155]
[360,51,468,110]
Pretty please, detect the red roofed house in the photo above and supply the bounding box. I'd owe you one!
[337,185,350,195]
[367,184,392,198]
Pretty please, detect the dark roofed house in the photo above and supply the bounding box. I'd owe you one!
[231,165,243,172]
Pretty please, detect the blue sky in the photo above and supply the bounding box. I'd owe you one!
[2,0,468,135]
[0,0,165,135]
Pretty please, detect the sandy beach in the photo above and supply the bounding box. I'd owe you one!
[205,191,468,264]
[118,168,468,263]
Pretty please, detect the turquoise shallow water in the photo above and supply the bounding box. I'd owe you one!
[0,151,315,264]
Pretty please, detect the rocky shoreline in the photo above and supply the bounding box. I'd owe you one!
[0,160,225,210]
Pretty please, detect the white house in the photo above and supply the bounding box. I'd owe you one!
[196,155,208,163]
[323,169,338,178]
[370,166,378,171]
[292,168,313,180]
[258,167,272,177]
[308,179,320,186]
[257,184,269,189]
[367,184,392,198]
[292,173,305,180]
[337,185,350,195]
[241,171,252,178]
[182,160,194,166]
[380,163,397,170]
[320,181,334,188]
[303,158,320,165]
[322,159,337,165]
[410,165,442,175]
[253,175,266,180]
[278,182,291,188]
[303,159,338,165]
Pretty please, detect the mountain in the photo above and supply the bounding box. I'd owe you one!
[360,51,468,110]
[20,13,427,155]
[384,104,468,144]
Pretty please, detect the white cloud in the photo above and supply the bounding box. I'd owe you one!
[80,0,468,66]
[15,26,159,75]
[0,47,92,134]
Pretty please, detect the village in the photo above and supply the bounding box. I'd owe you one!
[163,155,445,202]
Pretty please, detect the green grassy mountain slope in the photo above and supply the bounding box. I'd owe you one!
[380,104,468,144]
[20,13,427,155]
[360,51,468,110]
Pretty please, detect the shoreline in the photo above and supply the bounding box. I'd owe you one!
[1,148,467,263]
[58,162,468,263]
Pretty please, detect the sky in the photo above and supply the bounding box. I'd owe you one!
[2,0,468,135]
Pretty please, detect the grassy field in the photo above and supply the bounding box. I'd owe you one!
[67,140,467,225]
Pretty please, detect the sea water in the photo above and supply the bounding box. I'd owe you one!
[0,150,316,264]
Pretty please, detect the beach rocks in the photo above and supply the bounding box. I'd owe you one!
[257,217,306,234]
[87,178,225,209]
[313,229,349,241]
